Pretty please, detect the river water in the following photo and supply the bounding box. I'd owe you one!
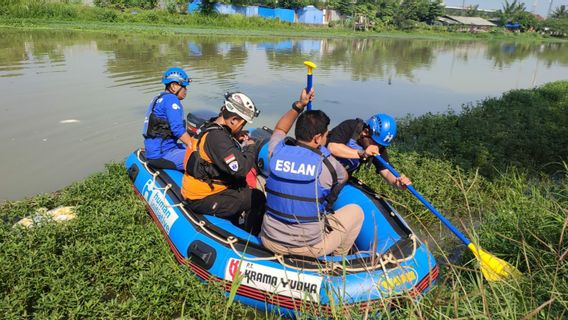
[0,29,566,201]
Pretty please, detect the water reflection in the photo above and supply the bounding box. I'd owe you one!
[2,30,567,84]
[0,29,567,200]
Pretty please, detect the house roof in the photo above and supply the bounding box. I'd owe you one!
[444,16,496,27]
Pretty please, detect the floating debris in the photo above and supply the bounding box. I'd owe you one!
[14,206,77,228]
[59,119,80,124]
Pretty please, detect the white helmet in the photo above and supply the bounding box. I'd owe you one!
[224,92,260,123]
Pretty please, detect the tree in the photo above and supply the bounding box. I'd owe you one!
[426,0,445,24]
[498,0,528,23]
[465,4,479,17]
[279,0,310,9]
[551,5,568,19]
[331,0,355,16]
[497,0,538,31]
[375,0,397,25]
[199,0,216,14]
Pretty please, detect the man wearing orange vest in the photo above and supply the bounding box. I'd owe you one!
[182,92,264,234]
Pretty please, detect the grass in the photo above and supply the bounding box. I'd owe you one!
[1,83,567,318]
[397,80,568,179]
[0,1,566,42]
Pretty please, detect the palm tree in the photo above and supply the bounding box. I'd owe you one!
[498,0,528,23]
[551,5,568,19]
[465,4,479,17]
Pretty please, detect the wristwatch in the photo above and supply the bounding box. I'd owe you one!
[357,149,366,159]
[291,102,303,114]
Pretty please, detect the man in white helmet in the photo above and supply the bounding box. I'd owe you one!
[182,92,264,234]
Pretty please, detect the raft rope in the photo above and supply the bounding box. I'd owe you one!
[136,149,418,274]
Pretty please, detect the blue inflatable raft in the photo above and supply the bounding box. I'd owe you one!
[125,131,438,317]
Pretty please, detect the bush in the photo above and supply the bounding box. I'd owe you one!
[96,7,119,22]
[397,81,568,178]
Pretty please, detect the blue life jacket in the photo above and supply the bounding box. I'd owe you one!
[266,138,338,224]
[142,92,176,140]
[337,138,363,173]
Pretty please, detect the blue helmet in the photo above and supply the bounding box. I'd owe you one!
[366,113,397,146]
[162,67,191,87]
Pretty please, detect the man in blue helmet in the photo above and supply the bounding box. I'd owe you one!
[142,67,193,170]
[326,114,411,190]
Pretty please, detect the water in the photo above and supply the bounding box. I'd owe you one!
[0,29,567,201]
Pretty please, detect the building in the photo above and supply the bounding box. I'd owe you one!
[438,15,497,32]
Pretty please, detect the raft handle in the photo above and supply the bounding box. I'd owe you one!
[188,240,217,270]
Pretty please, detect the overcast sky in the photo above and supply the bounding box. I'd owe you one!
[443,0,567,17]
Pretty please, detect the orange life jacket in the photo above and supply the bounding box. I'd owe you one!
[181,126,229,200]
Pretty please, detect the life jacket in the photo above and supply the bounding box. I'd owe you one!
[181,124,234,200]
[265,138,340,224]
[142,93,182,140]
[336,119,367,173]
[337,138,363,173]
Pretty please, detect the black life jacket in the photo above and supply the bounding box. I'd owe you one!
[143,93,179,140]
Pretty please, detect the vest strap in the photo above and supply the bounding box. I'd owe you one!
[186,124,232,189]
[266,206,321,223]
[265,187,318,203]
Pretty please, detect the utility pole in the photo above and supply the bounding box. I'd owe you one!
[547,0,554,17]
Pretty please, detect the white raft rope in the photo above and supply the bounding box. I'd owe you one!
[136,149,418,274]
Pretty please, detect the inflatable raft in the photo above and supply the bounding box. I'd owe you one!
[125,130,438,317]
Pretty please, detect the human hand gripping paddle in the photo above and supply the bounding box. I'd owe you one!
[303,61,317,111]
[374,154,521,282]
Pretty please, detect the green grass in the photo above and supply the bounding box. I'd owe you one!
[397,80,568,179]
[1,83,567,318]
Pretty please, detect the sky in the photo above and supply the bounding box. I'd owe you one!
[443,0,568,17]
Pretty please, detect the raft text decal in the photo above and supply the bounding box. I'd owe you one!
[225,258,322,300]
[377,266,418,293]
[142,180,178,234]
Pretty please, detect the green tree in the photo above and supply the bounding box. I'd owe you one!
[551,5,568,19]
[465,4,479,17]
[426,0,445,24]
[497,0,538,31]
[199,0,216,14]
[279,0,310,9]
[375,0,397,25]
[498,0,527,23]
[331,0,355,16]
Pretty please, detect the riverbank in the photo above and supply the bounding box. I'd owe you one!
[1,3,566,42]
[1,82,566,318]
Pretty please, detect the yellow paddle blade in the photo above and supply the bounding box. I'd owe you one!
[467,243,522,281]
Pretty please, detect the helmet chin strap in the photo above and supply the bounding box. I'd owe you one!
[167,83,183,96]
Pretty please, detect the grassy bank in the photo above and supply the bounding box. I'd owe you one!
[1,1,566,42]
[396,81,568,179]
[1,82,567,318]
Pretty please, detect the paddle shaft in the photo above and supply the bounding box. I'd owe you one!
[306,72,313,110]
[375,155,471,245]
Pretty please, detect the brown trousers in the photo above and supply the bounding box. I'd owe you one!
[261,204,364,258]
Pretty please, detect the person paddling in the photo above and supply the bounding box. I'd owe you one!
[326,114,411,190]
[260,88,364,258]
